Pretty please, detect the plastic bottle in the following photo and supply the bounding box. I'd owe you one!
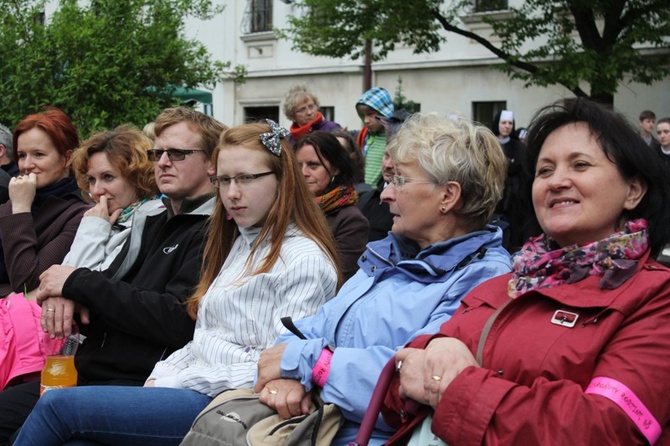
[40,324,79,396]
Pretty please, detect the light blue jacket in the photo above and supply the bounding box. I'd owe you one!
[277,226,512,445]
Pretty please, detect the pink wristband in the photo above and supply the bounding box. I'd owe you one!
[312,348,333,387]
[585,376,661,444]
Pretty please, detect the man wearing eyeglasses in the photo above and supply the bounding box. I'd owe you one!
[0,107,228,444]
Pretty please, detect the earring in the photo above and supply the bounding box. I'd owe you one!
[330,176,336,185]
[440,207,447,213]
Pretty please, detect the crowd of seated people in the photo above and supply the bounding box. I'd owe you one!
[2,95,670,446]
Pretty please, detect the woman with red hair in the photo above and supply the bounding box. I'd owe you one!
[0,108,89,297]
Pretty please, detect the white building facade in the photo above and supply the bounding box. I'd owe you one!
[185,1,669,130]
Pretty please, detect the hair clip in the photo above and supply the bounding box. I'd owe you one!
[259,119,289,157]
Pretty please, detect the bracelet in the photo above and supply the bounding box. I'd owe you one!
[312,348,333,387]
[585,376,661,444]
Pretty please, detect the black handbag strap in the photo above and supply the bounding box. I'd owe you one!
[281,316,307,340]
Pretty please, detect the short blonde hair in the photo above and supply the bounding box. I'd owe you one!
[153,107,228,158]
[388,113,507,229]
[283,85,320,121]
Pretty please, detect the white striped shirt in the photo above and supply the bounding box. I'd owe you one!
[149,224,338,397]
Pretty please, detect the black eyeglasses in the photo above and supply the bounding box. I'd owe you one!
[147,148,205,162]
[210,171,275,188]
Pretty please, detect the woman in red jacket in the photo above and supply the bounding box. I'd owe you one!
[382,98,670,445]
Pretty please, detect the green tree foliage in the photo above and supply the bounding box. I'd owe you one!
[393,77,420,114]
[0,0,245,137]
[282,0,670,105]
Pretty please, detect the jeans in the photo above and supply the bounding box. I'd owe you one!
[12,386,212,446]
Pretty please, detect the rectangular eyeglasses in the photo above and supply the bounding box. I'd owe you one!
[147,148,205,162]
[210,171,275,188]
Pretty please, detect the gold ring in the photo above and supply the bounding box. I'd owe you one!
[269,389,278,395]
[46,307,55,312]
[431,375,442,381]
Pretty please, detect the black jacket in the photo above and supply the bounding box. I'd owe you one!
[356,178,394,243]
[63,197,212,385]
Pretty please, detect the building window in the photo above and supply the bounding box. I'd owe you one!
[242,0,273,34]
[320,106,335,123]
[34,11,45,25]
[472,101,506,132]
[244,106,279,124]
[474,0,508,12]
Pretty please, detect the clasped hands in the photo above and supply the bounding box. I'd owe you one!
[254,343,312,419]
[396,338,479,409]
[36,265,89,339]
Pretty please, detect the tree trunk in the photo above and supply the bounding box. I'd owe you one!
[588,90,614,107]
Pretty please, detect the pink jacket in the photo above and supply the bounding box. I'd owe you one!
[384,252,670,445]
[0,294,46,389]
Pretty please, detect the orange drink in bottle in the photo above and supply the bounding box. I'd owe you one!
[39,323,80,396]
[40,355,78,395]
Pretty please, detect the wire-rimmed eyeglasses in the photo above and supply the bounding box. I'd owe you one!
[391,174,435,188]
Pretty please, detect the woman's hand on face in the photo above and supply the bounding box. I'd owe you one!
[254,343,287,393]
[258,379,311,419]
[9,173,37,213]
[84,195,121,224]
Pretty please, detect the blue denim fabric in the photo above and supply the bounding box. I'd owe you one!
[13,386,212,446]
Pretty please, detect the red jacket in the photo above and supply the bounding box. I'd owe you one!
[383,251,670,445]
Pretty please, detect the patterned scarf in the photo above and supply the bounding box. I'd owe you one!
[289,112,324,140]
[507,218,649,298]
[315,184,358,215]
[116,197,152,224]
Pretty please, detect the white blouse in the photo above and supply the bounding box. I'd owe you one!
[149,224,338,397]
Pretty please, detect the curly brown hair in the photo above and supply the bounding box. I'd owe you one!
[72,124,158,201]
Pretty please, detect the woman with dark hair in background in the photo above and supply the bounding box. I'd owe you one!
[332,130,370,194]
[0,108,89,298]
[294,131,369,281]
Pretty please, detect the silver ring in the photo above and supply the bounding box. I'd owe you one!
[431,375,442,382]
[396,360,403,373]
[46,307,55,312]
[269,389,278,395]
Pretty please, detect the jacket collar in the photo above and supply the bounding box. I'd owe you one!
[162,193,215,218]
[360,225,504,283]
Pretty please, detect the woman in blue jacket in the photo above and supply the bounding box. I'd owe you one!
[254,112,513,445]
